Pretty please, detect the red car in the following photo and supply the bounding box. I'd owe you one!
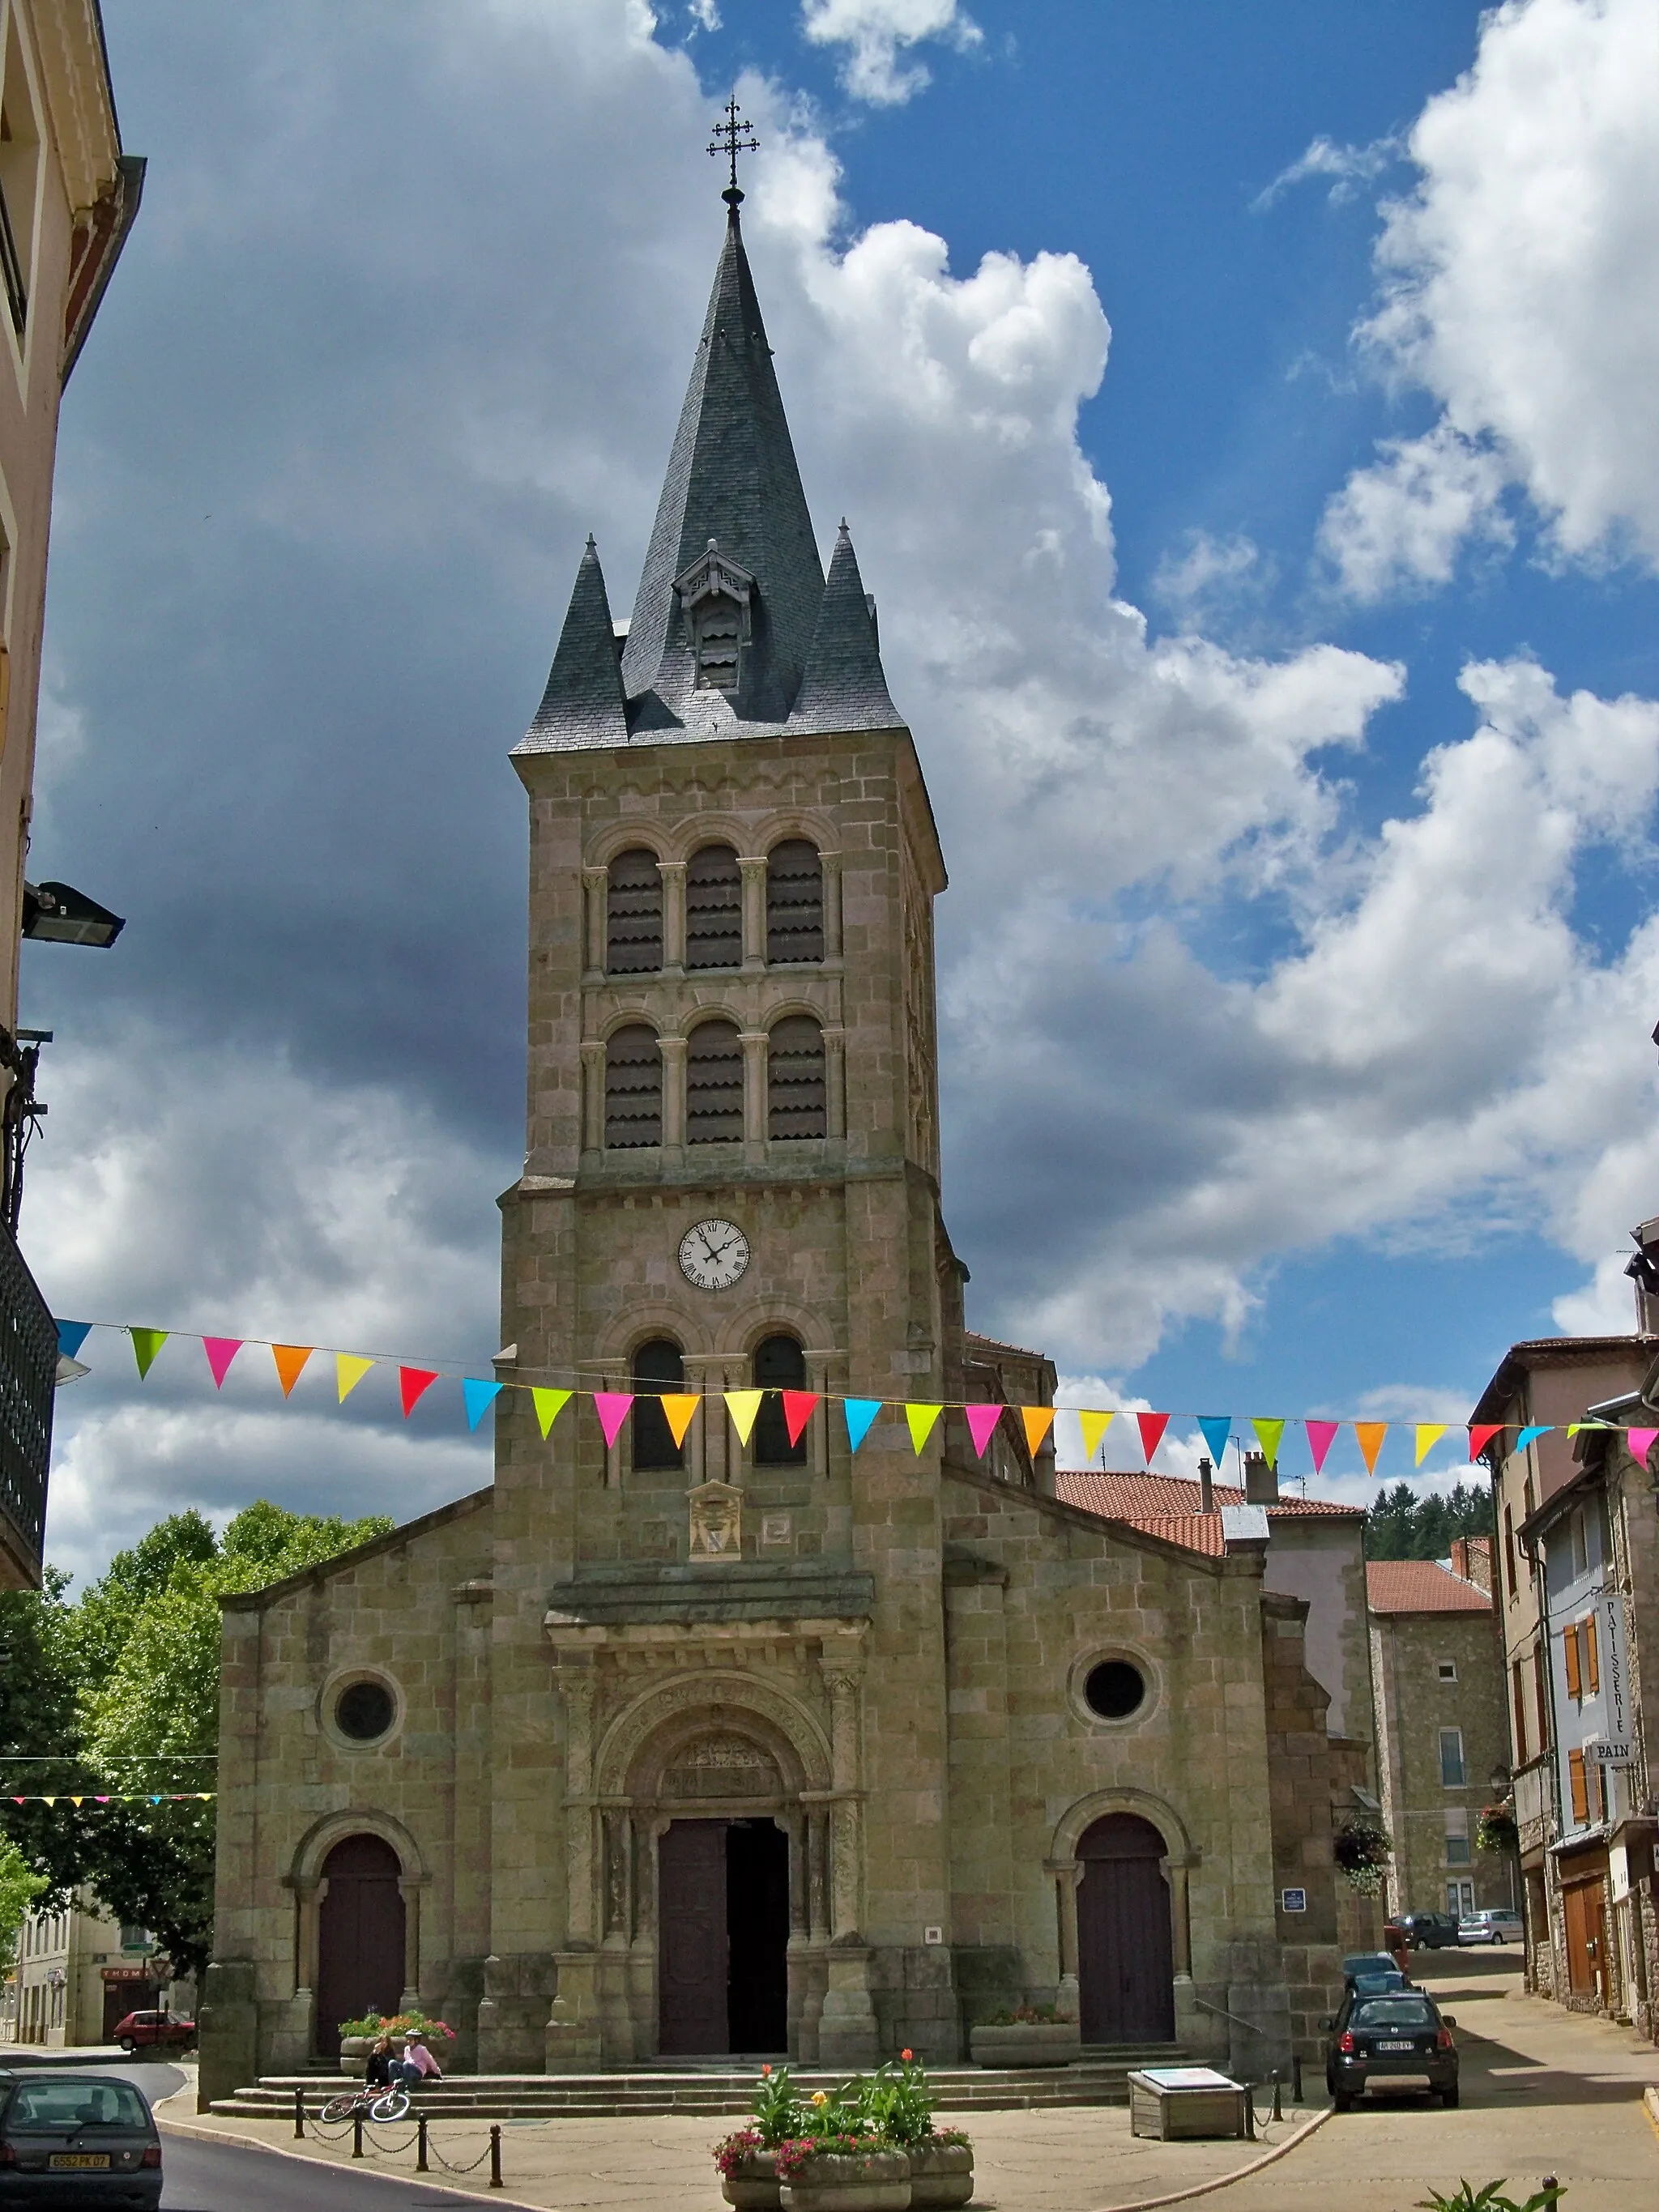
[111,2009,195,2054]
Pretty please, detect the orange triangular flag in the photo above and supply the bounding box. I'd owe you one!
[271,1344,313,1398]
[1021,1404,1056,1455]
[1354,1421,1388,1476]
[660,1393,700,1447]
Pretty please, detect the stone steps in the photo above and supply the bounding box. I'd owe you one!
[215,2050,1184,2123]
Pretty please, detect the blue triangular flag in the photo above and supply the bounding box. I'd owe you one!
[55,1321,92,1360]
[462,1378,504,1432]
[843,1398,883,1452]
[1196,1415,1231,1472]
[1516,1424,1550,1450]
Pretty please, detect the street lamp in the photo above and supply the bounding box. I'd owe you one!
[21,880,123,947]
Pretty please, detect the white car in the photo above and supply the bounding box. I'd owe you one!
[1458,1908,1523,1945]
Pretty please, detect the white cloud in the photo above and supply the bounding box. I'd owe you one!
[1325,0,1659,593]
[1252,132,1402,211]
[1319,421,1513,601]
[800,0,981,104]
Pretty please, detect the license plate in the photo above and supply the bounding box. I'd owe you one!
[49,2153,112,2169]
[1375,2041,1415,2052]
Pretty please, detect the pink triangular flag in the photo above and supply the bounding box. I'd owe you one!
[1136,1412,1170,1464]
[1627,1427,1659,1470]
[593,1392,633,1449]
[965,1404,1004,1458]
[1304,1419,1339,1474]
[203,1337,243,1389]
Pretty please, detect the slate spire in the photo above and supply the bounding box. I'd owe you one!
[522,536,629,750]
[788,521,901,733]
[620,202,825,725]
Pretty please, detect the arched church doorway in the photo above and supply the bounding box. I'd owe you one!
[658,1818,789,2055]
[1077,1813,1175,2044]
[315,1834,405,2057]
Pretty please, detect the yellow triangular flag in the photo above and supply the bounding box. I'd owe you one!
[1078,1409,1114,1461]
[1414,1424,1448,1467]
[531,1387,572,1438]
[69,1796,83,1807]
[725,1390,765,1445]
[660,1393,700,1447]
[336,1353,374,1402]
[906,1403,944,1454]
[1021,1405,1056,1455]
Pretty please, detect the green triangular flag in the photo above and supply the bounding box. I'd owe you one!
[1251,1417,1286,1468]
[130,1328,169,1379]
[531,1387,572,1439]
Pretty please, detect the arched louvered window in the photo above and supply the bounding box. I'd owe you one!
[685,843,742,970]
[685,1019,744,1144]
[607,848,663,974]
[604,1025,662,1148]
[631,1337,684,1472]
[753,1332,808,1467]
[767,1016,826,1140]
[766,840,824,964]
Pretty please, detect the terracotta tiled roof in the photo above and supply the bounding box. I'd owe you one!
[1108,1512,1225,1558]
[1366,1561,1492,1614]
[1056,1472,1363,1522]
[964,1332,1051,1365]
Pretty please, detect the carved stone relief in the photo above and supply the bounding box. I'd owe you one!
[688,1478,743,1561]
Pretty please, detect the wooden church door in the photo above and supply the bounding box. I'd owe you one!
[1077,1813,1175,2044]
[314,1834,405,2056]
[659,1821,729,2053]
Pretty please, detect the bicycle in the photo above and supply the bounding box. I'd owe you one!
[318,2082,411,2125]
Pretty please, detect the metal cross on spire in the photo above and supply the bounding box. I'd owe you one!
[708,93,759,210]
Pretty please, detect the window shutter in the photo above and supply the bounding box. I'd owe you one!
[766,1016,827,1140]
[1584,1614,1600,1697]
[685,1019,744,1143]
[604,1025,663,1148]
[1563,1622,1581,1701]
[1512,1659,1528,1767]
[607,849,663,974]
[685,844,742,970]
[1567,1748,1589,1824]
[766,840,824,964]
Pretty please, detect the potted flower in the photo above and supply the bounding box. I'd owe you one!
[968,2001,1081,2069]
[774,2133,911,2211]
[865,2053,972,2210]
[714,2065,803,2210]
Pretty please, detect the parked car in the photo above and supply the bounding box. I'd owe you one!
[1324,1988,1460,2112]
[0,2070,162,2206]
[1341,1951,1410,1996]
[1458,1908,1524,1946]
[1400,1911,1461,1949]
[110,2009,195,2055]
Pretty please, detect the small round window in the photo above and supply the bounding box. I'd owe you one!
[335,1680,395,1743]
[1084,1660,1146,1720]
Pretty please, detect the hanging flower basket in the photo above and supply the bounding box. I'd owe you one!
[1477,1802,1520,1855]
[1333,1819,1393,1896]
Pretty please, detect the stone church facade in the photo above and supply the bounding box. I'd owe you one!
[199,185,1361,2101]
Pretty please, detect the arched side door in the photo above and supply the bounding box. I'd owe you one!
[1076,1813,1175,2044]
[315,1834,405,2056]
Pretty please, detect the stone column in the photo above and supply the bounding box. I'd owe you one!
[823,1027,847,1141]
[821,852,842,959]
[659,860,687,976]
[294,1878,322,1995]
[582,867,608,978]
[659,1034,687,1153]
[804,1352,830,1477]
[740,1030,767,1155]
[1046,1859,1081,2020]
[580,1040,605,1154]
[739,857,768,970]
[561,1671,599,1948]
[396,1879,422,2011]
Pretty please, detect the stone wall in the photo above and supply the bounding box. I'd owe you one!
[1371,1605,1511,1920]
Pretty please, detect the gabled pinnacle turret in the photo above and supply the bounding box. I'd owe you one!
[523,536,629,750]
[788,522,899,734]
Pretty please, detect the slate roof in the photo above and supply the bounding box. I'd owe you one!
[1056,1472,1363,1522]
[1366,1560,1492,1614]
[517,204,904,755]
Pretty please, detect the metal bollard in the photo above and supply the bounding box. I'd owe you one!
[293,2087,305,2139]
[1243,2084,1256,2141]
[1269,2068,1283,2123]
[416,2114,429,2172]
[489,2122,504,2189]
[352,2108,365,2159]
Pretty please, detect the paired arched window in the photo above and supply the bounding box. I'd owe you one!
[753,1332,808,1466]
[631,1338,684,1471]
[686,843,742,970]
[767,1016,826,1140]
[607,849,663,974]
[766,840,824,964]
[686,1019,744,1144]
[604,1025,662,1147]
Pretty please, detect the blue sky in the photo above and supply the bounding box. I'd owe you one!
[23,0,1659,1568]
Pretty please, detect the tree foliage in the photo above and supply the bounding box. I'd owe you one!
[1364,1481,1493,1562]
[0,1502,390,1980]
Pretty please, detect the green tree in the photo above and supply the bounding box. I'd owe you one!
[0,1834,46,1967]
[1364,1481,1494,1561]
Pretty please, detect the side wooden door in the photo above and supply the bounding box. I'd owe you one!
[659,1820,729,2053]
[314,1834,406,2056]
[1077,1813,1176,2044]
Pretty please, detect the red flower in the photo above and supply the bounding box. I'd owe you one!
[901,2049,913,2063]
[761,2064,772,2077]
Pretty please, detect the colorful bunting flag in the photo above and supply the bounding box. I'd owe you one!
[1136,1412,1170,1465]
[1354,1421,1388,1476]
[531,1387,571,1438]
[724,1391,765,1446]
[462,1378,504,1431]
[592,1392,633,1449]
[906,1404,944,1454]
[54,1321,92,1361]
[1304,1420,1339,1474]
[1022,1405,1056,1456]
[203,1337,243,1388]
[399,1366,440,1418]
[1078,1409,1114,1462]
[1251,1418,1286,1469]
[844,1398,883,1452]
[1516,1424,1550,1451]
[271,1344,313,1398]
[782,1390,819,1447]
[1469,1424,1503,1460]
[336,1353,374,1402]
[965,1403,1004,1459]
[130,1328,168,1379]
[660,1393,700,1447]
[1414,1425,1447,1466]
[1197,1415,1231,1470]
[1627,1428,1659,1470]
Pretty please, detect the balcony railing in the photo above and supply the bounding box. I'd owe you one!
[0,1217,54,1586]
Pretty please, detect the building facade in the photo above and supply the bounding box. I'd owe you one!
[2,1888,177,2048]
[200,181,1360,2103]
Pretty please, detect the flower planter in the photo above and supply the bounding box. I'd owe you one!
[721,2149,783,2210]
[906,2142,973,2209]
[778,2147,912,2211]
[968,2022,1080,2069]
[337,2035,372,2079]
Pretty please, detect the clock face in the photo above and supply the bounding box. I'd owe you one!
[678,1217,751,1292]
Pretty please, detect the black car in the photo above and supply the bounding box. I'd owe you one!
[1324,1988,1460,2111]
[0,2071,162,2206]
[1401,1911,1461,1949]
[1340,1950,1410,1995]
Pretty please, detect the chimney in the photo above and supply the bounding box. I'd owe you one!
[1198,1456,1215,1514]
[1243,1449,1278,1506]
[1450,1536,1493,1594]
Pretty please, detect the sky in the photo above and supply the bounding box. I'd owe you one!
[22,0,1659,1581]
